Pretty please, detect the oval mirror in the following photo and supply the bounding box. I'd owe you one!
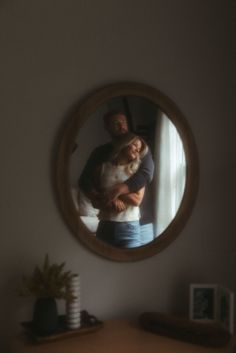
[56,82,199,261]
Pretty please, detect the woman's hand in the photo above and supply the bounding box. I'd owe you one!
[111,199,126,212]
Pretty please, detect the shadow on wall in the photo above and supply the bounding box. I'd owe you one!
[168,273,203,318]
[1,272,33,351]
[50,100,80,217]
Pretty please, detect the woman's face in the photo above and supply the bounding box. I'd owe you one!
[123,139,142,161]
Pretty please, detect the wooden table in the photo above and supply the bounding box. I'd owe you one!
[11,320,235,353]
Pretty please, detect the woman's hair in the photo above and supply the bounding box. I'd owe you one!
[110,133,148,176]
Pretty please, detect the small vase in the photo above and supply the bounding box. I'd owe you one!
[33,297,58,334]
[66,274,81,329]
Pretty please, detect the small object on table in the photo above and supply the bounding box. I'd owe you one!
[66,274,81,330]
[139,312,231,347]
[21,310,103,344]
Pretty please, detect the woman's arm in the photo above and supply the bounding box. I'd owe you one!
[119,187,145,206]
[110,187,145,212]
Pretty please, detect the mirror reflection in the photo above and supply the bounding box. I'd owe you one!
[69,96,186,248]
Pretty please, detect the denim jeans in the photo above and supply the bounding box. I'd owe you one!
[140,223,154,245]
[97,220,141,248]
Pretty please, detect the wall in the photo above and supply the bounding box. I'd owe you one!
[0,0,235,343]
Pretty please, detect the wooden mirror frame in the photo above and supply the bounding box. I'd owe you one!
[56,82,199,262]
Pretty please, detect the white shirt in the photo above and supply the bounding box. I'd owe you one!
[99,162,140,222]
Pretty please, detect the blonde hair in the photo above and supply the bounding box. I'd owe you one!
[110,133,148,176]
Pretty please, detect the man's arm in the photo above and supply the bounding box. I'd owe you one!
[125,149,154,192]
[120,187,145,206]
[105,149,154,202]
[79,149,100,196]
[79,144,111,197]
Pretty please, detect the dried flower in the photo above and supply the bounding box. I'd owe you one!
[18,254,76,302]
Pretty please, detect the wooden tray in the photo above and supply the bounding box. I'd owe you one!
[21,310,103,344]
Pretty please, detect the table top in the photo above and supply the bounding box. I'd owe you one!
[11,319,235,353]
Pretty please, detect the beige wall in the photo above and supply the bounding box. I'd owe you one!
[0,0,235,341]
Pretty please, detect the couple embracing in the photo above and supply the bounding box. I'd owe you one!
[79,111,154,248]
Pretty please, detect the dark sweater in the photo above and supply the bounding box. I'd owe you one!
[79,142,154,194]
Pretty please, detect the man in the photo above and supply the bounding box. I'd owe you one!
[79,110,155,244]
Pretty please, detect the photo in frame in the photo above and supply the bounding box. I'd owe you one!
[189,284,234,334]
[190,284,218,322]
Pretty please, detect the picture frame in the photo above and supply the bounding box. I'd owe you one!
[189,284,234,334]
[190,284,218,322]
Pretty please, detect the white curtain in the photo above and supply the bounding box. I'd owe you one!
[154,112,186,236]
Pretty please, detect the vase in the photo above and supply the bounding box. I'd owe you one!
[33,297,58,334]
[66,274,81,329]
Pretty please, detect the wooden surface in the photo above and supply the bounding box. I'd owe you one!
[11,320,235,353]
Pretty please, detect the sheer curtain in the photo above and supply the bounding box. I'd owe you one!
[154,112,186,236]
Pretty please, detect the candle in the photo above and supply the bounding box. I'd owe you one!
[66,274,81,329]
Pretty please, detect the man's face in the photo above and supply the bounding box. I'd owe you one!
[106,114,129,137]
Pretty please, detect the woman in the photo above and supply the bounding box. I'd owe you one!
[95,133,148,248]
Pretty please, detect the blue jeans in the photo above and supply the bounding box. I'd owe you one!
[97,220,141,248]
[140,223,154,245]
